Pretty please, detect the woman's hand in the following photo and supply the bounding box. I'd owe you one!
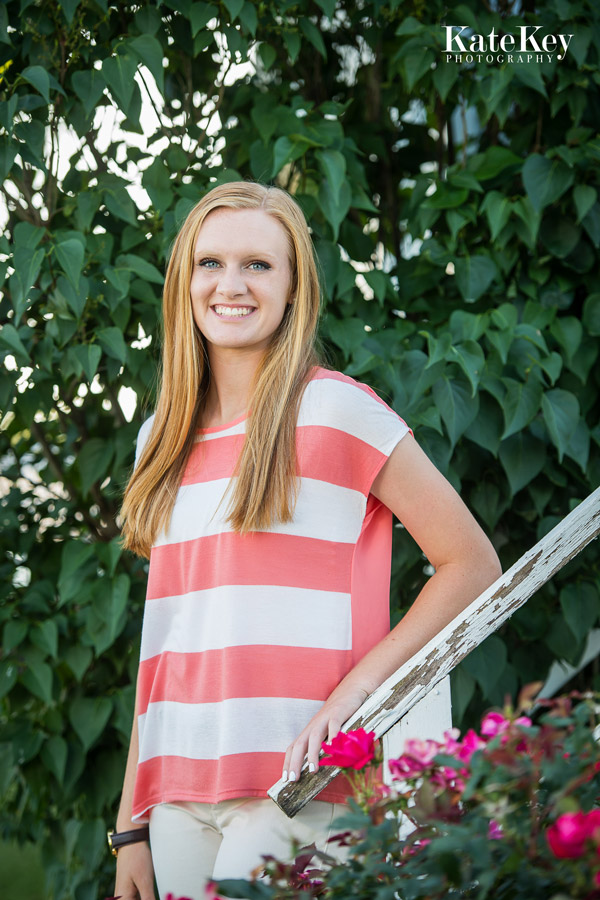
[113,841,156,900]
[282,683,370,782]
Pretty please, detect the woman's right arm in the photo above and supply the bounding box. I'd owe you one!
[113,681,157,900]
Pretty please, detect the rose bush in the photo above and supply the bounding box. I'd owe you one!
[212,691,600,899]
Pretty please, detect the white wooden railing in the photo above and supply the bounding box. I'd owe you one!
[268,486,600,817]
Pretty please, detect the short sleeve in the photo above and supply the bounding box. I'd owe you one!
[298,369,411,496]
[134,414,155,470]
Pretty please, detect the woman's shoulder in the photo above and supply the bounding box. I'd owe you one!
[304,366,395,411]
[134,413,156,467]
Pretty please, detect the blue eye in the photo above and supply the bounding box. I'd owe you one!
[198,258,219,268]
[248,261,270,271]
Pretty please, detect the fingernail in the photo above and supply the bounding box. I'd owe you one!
[289,771,296,781]
[309,763,315,773]
[282,770,288,782]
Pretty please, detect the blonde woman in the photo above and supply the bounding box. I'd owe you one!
[112,181,501,900]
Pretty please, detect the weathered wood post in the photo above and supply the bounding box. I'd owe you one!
[268,486,600,817]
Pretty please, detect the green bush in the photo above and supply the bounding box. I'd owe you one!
[0,1,599,896]
[215,696,600,899]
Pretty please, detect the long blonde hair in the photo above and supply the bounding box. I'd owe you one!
[120,182,321,558]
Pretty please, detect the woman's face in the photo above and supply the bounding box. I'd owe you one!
[190,207,294,357]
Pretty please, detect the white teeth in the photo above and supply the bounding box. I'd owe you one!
[213,305,253,317]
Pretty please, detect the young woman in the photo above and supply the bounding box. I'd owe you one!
[113,181,501,900]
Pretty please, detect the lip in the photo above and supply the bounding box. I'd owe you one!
[211,305,257,319]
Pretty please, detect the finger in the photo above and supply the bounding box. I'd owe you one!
[307,729,326,772]
[288,736,312,783]
[327,715,344,744]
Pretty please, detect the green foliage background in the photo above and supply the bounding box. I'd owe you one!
[0,0,599,896]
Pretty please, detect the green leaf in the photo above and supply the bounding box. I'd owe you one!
[3,620,28,652]
[364,269,388,304]
[542,389,580,462]
[0,323,29,362]
[560,582,599,645]
[449,340,485,397]
[539,217,580,258]
[433,60,458,102]
[421,331,452,368]
[491,303,518,331]
[77,438,114,497]
[223,0,244,19]
[55,237,85,288]
[104,187,138,226]
[21,658,53,704]
[454,255,498,303]
[318,180,352,241]
[30,620,59,659]
[314,0,336,16]
[97,327,128,364]
[22,65,50,103]
[432,376,479,447]
[258,43,277,70]
[102,51,139,114]
[41,735,68,785]
[71,69,106,119]
[464,393,504,457]
[550,316,582,363]
[69,696,113,751]
[70,343,102,382]
[499,431,546,495]
[480,191,511,241]
[189,2,214,36]
[0,661,18,700]
[58,542,95,607]
[299,18,327,58]
[271,136,305,177]
[282,30,301,63]
[522,154,574,213]
[142,157,172,214]
[583,293,600,335]
[565,418,590,471]
[239,1,258,35]
[64,645,93,682]
[251,103,278,144]
[315,149,346,205]
[0,135,17,180]
[501,377,543,439]
[9,245,45,322]
[326,316,366,357]
[59,0,81,24]
[574,185,597,223]
[116,253,164,284]
[129,34,165,95]
[514,62,547,98]
[462,635,507,699]
[470,147,522,181]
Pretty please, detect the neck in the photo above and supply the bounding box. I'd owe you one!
[201,346,264,428]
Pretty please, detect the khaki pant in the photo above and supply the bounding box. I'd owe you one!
[149,797,350,900]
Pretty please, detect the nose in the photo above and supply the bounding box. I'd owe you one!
[216,265,247,298]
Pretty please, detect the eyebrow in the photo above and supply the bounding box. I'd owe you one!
[193,249,280,261]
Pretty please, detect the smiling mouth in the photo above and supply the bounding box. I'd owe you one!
[212,305,256,318]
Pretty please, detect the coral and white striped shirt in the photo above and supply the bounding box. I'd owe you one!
[131,367,410,822]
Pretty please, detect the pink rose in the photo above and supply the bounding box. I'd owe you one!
[320,727,376,770]
[547,812,589,859]
[480,712,510,738]
[488,819,503,840]
[456,729,486,763]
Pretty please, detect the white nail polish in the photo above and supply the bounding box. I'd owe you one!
[309,763,315,773]
[289,771,296,781]
[282,770,288,782]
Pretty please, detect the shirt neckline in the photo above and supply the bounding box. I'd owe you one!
[196,411,249,434]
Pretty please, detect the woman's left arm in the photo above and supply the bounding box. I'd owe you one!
[282,433,502,782]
